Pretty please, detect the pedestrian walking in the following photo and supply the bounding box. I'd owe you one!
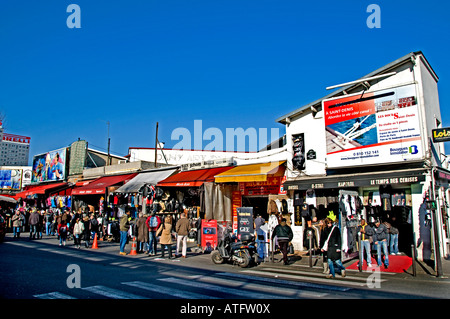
[319,219,329,274]
[320,218,346,278]
[146,212,161,256]
[44,210,53,236]
[12,210,22,239]
[175,212,191,258]
[271,218,293,265]
[73,217,84,249]
[156,215,174,259]
[119,208,131,255]
[28,209,40,240]
[58,220,69,246]
[136,212,149,253]
[90,213,99,240]
[373,219,389,269]
[82,215,91,248]
[357,218,374,267]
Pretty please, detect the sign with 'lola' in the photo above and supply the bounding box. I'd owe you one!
[432,127,450,143]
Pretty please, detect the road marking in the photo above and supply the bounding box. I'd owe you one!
[122,281,218,299]
[33,292,77,299]
[259,267,386,283]
[242,269,367,287]
[159,277,287,299]
[192,274,328,298]
[217,272,352,291]
[82,285,147,299]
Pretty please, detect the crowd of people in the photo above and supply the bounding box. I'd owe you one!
[1,205,195,259]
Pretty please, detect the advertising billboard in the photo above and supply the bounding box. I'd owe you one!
[323,84,423,168]
[0,169,23,190]
[31,148,67,183]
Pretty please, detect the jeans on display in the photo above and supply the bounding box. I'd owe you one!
[389,234,399,254]
[360,240,372,265]
[120,231,128,253]
[328,259,346,277]
[376,240,389,267]
[148,231,157,254]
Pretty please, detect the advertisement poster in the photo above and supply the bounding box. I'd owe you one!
[32,148,67,183]
[236,207,254,240]
[323,84,423,168]
[201,219,218,252]
[0,169,22,190]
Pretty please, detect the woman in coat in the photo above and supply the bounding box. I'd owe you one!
[156,215,174,259]
[320,218,346,279]
[135,213,149,253]
[73,217,84,249]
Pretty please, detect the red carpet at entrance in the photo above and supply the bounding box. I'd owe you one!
[346,255,412,273]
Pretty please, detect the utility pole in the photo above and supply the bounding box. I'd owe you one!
[154,122,159,168]
[107,121,111,166]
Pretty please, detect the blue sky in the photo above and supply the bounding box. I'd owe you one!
[1,0,449,163]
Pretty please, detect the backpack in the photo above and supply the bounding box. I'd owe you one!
[149,216,159,228]
[60,225,67,234]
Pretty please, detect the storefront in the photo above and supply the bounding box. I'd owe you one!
[14,182,71,210]
[71,173,137,216]
[284,167,427,260]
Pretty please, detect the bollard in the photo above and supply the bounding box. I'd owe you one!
[358,232,362,272]
[411,244,416,277]
[308,230,313,268]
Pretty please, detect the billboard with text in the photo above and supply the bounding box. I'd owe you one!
[323,84,423,168]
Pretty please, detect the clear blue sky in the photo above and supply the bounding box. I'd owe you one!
[1,0,449,163]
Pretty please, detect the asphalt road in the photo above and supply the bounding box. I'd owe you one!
[1,233,449,305]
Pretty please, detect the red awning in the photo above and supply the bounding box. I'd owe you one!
[157,166,234,187]
[72,173,137,195]
[15,182,69,199]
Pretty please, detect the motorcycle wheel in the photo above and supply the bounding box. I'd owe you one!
[211,250,224,264]
[238,251,250,268]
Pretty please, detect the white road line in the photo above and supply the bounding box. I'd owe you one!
[33,292,77,299]
[260,267,387,283]
[122,281,218,299]
[82,285,147,299]
[242,269,367,287]
[192,275,328,298]
[159,277,287,299]
[217,272,351,291]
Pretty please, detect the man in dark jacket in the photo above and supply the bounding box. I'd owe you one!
[28,209,40,239]
[271,218,293,265]
[373,219,389,268]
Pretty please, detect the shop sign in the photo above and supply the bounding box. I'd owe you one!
[436,170,450,181]
[286,173,424,190]
[306,149,316,160]
[239,176,282,196]
[236,207,254,240]
[323,84,423,168]
[432,127,450,143]
[232,191,241,234]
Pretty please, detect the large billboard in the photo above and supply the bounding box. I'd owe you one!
[31,148,67,183]
[323,84,423,168]
[0,169,23,190]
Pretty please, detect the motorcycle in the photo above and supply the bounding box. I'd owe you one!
[211,232,259,268]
